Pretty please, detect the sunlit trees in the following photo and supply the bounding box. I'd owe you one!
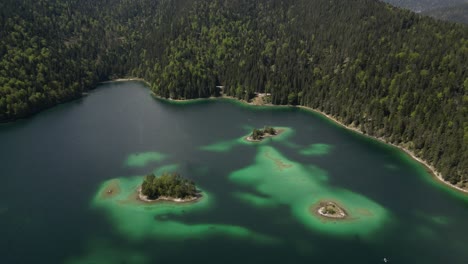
[0,0,466,184]
[141,172,197,199]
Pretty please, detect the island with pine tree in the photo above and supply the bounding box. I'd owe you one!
[138,172,201,203]
[246,126,283,142]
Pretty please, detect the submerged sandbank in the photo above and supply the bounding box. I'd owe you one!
[100,179,121,199]
[93,176,279,244]
[230,145,391,237]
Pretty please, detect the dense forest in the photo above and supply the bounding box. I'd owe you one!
[142,173,198,199]
[0,0,466,185]
[251,127,277,140]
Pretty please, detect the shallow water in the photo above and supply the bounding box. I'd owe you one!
[0,81,467,264]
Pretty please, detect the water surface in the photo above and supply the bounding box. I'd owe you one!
[0,81,467,264]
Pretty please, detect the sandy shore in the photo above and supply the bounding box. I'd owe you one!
[115,79,467,195]
[137,187,201,203]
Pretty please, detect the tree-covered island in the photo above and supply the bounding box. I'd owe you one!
[247,126,280,142]
[139,172,201,202]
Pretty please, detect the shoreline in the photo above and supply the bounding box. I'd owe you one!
[100,78,151,86]
[295,105,468,195]
[137,187,202,203]
[149,89,466,195]
[75,79,465,195]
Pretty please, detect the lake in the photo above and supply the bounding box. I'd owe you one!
[0,81,467,264]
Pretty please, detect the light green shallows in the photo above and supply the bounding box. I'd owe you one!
[151,163,180,175]
[200,127,295,152]
[230,146,391,238]
[300,143,332,156]
[200,138,240,152]
[92,176,279,244]
[124,151,167,167]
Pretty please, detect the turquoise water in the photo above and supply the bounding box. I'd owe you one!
[0,81,467,263]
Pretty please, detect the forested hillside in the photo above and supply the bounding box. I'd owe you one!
[0,0,466,186]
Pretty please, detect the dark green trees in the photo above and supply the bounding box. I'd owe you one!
[0,0,466,185]
[251,129,265,140]
[141,173,198,200]
[264,127,277,135]
[251,127,277,140]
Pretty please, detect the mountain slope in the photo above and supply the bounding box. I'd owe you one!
[0,0,467,187]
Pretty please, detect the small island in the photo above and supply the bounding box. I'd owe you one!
[314,201,348,220]
[246,126,282,142]
[139,172,201,203]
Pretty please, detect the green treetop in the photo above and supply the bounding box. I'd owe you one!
[141,172,197,200]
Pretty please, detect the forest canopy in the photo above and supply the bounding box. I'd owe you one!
[251,127,277,140]
[141,172,198,200]
[0,0,466,185]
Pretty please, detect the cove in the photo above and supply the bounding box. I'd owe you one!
[0,81,467,264]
